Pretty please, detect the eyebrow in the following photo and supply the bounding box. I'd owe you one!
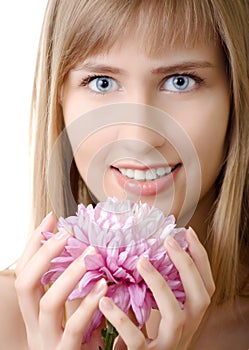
[151,61,215,75]
[77,63,127,75]
[77,60,215,75]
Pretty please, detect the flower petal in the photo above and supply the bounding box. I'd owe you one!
[40,197,189,341]
[128,284,149,326]
[84,253,105,270]
[82,309,103,343]
[108,284,131,314]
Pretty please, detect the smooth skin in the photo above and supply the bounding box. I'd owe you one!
[61,35,229,239]
[12,35,224,349]
[14,213,107,350]
[12,212,214,350]
[2,29,248,350]
[99,229,214,350]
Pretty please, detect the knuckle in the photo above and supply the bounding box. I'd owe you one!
[14,276,23,292]
[196,292,211,313]
[129,332,146,348]
[43,234,65,250]
[155,273,168,291]
[115,314,146,346]
[83,293,99,309]
[39,296,49,313]
[204,292,212,306]
[39,294,57,313]
[14,276,31,295]
[152,268,178,293]
[196,246,209,261]
[175,313,185,328]
[208,280,216,296]
[42,238,57,253]
[169,313,185,333]
[184,253,194,268]
[14,261,22,277]
[117,314,128,326]
[64,319,82,337]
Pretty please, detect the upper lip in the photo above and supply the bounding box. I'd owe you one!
[111,163,179,170]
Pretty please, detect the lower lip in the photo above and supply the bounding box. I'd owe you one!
[111,165,181,196]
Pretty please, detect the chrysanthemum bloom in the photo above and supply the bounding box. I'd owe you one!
[41,197,187,343]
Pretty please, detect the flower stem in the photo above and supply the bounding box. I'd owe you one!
[101,320,119,350]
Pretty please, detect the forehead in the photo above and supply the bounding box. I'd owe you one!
[62,0,219,70]
[75,36,225,75]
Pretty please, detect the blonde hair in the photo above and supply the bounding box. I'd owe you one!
[30,0,249,304]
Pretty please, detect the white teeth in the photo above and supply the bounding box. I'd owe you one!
[118,166,175,181]
[157,167,172,176]
[146,169,157,181]
[126,169,134,178]
[119,168,127,176]
[134,169,146,180]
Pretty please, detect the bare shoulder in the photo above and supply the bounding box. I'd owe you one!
[0,271,28,350]
[192,296,249,350]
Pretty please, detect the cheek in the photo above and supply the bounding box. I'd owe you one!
[61,80,103,124]
[184,97,229,193]
[72,126,119,181]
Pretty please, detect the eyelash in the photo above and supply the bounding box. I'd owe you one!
[80,74,116,96]
[80,74,107,87]
[79,72,205,92]
[162,71,205,91]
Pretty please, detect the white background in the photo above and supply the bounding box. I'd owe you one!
[0,1,47,269]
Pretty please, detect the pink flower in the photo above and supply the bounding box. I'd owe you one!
[41,197,187,343]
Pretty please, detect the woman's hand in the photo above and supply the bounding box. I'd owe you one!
[99,227,215,350]
[15,212,107,350]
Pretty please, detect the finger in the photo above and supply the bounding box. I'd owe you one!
[164,235,211,319]
[185,227,215,296]
[61,279,107,349]
[39,246,96,338]
[99,297,148,350]
[15,230,71,329]
[17,229,71,288]
[137,257,184,348]
[15,212,57,275]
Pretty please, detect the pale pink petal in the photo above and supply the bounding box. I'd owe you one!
[113,267,135,283]
[82,309,103,343]
[78,271,103,291]
[101,266,119,283]
[51,256,73,264]
[108,284,131,314]
[41,267,65,284]
[40,197,189,342]
[128,284,148,326]
[84,254,105,270]
[122,255,139,271]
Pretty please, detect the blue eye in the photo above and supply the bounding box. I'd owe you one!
[88,76,119,93]
[162,75,196,92]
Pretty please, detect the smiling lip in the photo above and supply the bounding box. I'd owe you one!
[111,164,181,196]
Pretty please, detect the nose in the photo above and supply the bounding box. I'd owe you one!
[116,103,166,154]
[118,124,164,147]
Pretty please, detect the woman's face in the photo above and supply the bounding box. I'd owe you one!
[61,34,230,226]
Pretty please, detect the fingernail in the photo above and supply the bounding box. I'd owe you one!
[187,226,199,241]
[100,297,113,311]
[91,278,106,295]
[166,235,180,250]
[80,246,96,261]
[55,229,70,240]
[41,211,53,224]
[139,256,154,272]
